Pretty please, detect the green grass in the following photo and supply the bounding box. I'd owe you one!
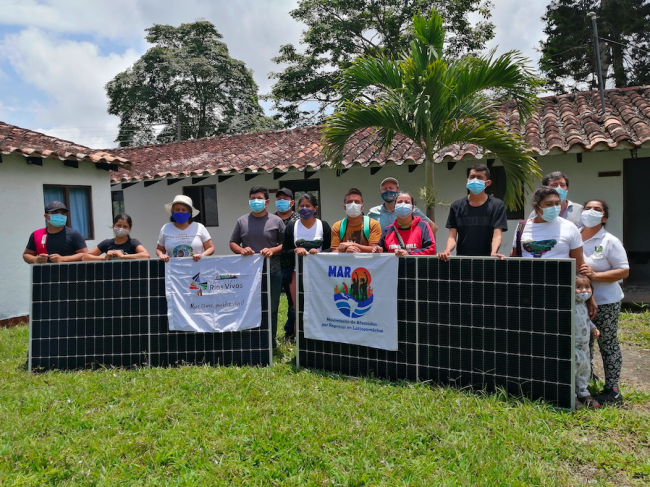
[1,303,649,486]
[619,309,650,349]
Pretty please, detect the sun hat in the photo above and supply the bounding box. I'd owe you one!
[380,177,399,189]
[164,195,200,217]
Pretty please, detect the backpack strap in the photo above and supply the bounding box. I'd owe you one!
[339,216,371,242]
[391,225,407,250]
[515,220,527,257]
[34,228,48,255]
[339,218,348,241]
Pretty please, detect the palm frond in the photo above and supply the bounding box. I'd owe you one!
[337,56,404,103]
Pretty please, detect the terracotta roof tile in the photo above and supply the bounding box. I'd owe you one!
[108,86,650,183]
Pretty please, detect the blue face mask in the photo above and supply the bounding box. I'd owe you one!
[539,205,561,222]
[381,190,398,203]
[49,214,67,227]
[249,199,266,213]
[466,179,486,195]
[172,212,191,224]
[276,199,292,212]
[555,188,568,203]
[395,203,413,218]
[298,208,316,220]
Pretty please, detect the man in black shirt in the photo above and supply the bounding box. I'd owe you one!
[439,164,508,260]
[274,188,300,339]
[23,201,88,264]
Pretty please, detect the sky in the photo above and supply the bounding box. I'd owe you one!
[0,0,550,149]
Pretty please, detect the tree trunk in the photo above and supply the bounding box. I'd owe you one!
[424,157,435,222]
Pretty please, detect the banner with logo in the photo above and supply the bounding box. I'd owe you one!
[166,255,263,332]
[303,254,399,350]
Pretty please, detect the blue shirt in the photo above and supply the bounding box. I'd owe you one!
[367,204,431,230]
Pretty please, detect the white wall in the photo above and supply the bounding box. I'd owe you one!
[117,147,641,260]
[0,154,114,320]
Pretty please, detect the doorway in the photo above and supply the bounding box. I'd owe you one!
[623,157,650,292]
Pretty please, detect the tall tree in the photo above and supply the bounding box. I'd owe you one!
[267,0,495,127]
[321,11,542,219]
[539,0,650,94]
[106,21,280,147]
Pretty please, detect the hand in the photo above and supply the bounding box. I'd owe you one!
[371,246,383,254]
[35,254,49,264]
[580,264,596,279]
[260,248,274,258]
[395,249,409,257]
[491,252,506,260]
[591,328,601,339]
[192,253,203,262]
[337,242,350,252]
[346,245,361,253]
[587,298,598,321]
[308,249,320,255]
[49,254,63,263]
[104,252,114,260]
[159,253,170,263]
[438,251,451,262]
[241,247,255,256]
[295,248,308,256]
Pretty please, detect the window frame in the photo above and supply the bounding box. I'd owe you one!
[43,184,95,240]
[183,184,219,227]
[111,191,125,220]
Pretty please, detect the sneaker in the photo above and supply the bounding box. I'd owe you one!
[595,387,623,404]
[576,395,601,409]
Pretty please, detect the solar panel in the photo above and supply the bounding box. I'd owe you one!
[29,258,272,371]
[297,256,575,409]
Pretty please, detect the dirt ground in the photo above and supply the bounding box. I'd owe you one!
[593,343,650,394]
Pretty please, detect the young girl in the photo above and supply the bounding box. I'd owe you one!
[82,214,150,261]
[575,274,601,409]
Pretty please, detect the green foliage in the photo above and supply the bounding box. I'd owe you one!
[267,0,495,127]
[539,0,650,94]
[1,309,650,485]
[106,21,281,147]
[321,11,542,214]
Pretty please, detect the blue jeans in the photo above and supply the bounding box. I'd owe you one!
[281,268,295,336]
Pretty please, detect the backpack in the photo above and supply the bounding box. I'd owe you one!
[339,216,370,242]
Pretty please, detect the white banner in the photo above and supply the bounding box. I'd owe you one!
[165,255,263,332]
[303,254,399,350]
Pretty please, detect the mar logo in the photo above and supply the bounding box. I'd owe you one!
[190,272,208,296]
[331,266,373,318]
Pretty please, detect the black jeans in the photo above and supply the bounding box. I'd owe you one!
[281,268,295,336]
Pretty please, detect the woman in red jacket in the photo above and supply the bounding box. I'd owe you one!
[372,192,436,256]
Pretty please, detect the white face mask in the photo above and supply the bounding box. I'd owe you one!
[581,209,604,228]
[575,291,592,303]
[345,202,362,218]
[113,227,130,238]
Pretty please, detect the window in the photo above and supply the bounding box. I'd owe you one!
[43,185,94,239]
[279,179,322,219]
[183,185,219,226]
[112,191,125,219]
[466,166,524,220]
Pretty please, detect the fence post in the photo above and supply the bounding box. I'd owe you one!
[28,265,34,373]
[295,253,300,370]
[267,258,273,366]
[415,256,419,381]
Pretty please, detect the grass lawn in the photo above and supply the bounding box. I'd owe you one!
[1,300,649,486]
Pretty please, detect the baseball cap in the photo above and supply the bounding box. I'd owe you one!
[380,177,399,189]
[276,188,293,198]
[45,201,68,213]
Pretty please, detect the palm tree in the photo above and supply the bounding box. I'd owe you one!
[321,10,542,219]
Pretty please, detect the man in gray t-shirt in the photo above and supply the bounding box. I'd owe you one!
[230,185,285,346]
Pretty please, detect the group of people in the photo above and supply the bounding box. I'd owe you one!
[23,165,630,407]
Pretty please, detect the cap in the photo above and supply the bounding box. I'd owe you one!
[276,188,293,199]
[45,201,68,213]
[380,177,399,189]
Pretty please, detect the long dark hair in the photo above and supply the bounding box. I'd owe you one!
[113,213,133,228]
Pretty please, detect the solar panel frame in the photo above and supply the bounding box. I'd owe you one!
[296,255,576,409]
[28,256,273,372]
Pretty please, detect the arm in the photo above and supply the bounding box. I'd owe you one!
[119,245,150,260]
[81,247,108,261]
[156,244,170,263]
[580,267,629,282]
[569,246,585,271]
[50,249,88,263]
[438,228,457,262]
[491,228,505,259]
[410,223,436,256]
[428,221,438,236]
[261,221,285,258]
[23,249,48,264]
[230,241,255,256]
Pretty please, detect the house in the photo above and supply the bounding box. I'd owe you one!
[0,121,130,326]
[108,86,650,302]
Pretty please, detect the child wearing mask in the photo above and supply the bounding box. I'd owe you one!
[575,274,601,409]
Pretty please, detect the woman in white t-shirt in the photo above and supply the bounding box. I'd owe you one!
[156,195,215,262]
[579,199,629,405]
[282,193,332,331]
[511,186,585,269]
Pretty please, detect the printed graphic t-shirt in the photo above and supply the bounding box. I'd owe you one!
[157,222,211,257]
[97,237,143,255]
[294,219,324,250]
[331,218,382,248]
[514,217,582,259]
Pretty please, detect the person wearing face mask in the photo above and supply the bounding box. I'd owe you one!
[368,177,438,235]
[156,195,214,263]
[579,199,629,405]
[439,164,508,261]
[82,214,150,261]
[282,193,332,328]
[23,201,88,264]
[527,171,583,227]
[230,185,285,345]
[372,192,436,256]
[273,188,301,340]
[331,188,382,253]
[574,274,602,409]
